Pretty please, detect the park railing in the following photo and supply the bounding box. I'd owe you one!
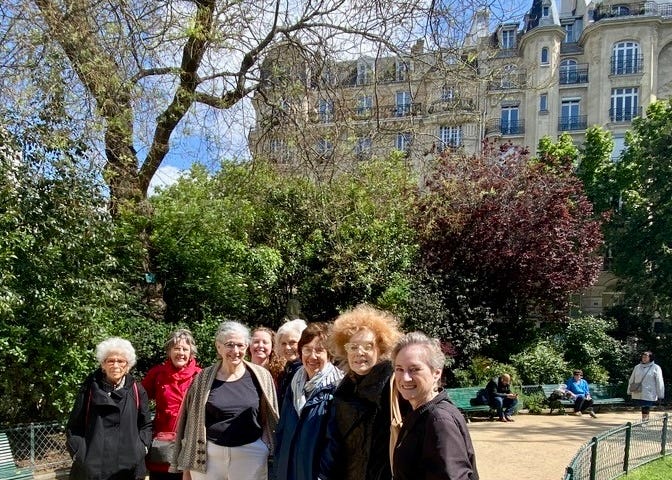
[0,421,71,472]
[564,413,671,480]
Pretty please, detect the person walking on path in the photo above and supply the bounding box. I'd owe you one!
[627,350,664,421]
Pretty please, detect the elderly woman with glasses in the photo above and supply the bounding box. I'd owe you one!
[275,322,344,480]
[66,337,152,480]
[319,305,404,480]
[171,321,278,480]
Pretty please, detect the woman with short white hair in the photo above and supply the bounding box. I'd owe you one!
[66,337,152,480]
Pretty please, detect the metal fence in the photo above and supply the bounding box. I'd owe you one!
[564,413,671,480]
[0,422,71,472]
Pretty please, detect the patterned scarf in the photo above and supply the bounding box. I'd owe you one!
[291,362,343,414]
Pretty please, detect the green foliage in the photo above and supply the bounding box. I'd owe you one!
[510,341,569,384]
[522,391,546,414]
[558,315,627,383]
[452,356,519,387]
[606,99,672,319]
[150,156,419,325]
[0,126,145,423]
[576,126,618,214]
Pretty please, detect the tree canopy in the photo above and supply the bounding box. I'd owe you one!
[416,140,604,322]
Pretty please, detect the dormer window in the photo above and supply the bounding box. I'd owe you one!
[542,6,549,17]
[396,60,409,81]
[502,29,515,49]
[357,60,373,85]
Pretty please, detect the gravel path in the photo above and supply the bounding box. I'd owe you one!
[468,410,647,480]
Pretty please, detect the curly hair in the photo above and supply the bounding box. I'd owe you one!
[251,326,285,382]
[329,304,402,373]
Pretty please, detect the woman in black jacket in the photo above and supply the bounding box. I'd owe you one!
[319,305,404,480]
[392,332,478,480]
[66,337,152,480]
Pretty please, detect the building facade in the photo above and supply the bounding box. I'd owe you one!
[249,0,672,177]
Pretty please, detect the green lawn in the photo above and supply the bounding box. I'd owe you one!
[624,456,672,479]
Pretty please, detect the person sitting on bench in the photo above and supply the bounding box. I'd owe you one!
[565,369,597,418]
[486,374,518,422]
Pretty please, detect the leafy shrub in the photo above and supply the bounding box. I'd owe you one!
[522,391,547,414]
[452,356,519,387]
[510,341,568,384]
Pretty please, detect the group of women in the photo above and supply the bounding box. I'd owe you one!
[66,304,481,480]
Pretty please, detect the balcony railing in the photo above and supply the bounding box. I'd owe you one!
[610,55,644,75]
[558,115,588,131]
[386,102,423,117]
[486,118,525,136]
[559,65,589,84]
[594,2,672,20]
[609,106,642,122]
[487,74,527,90]
[427,98,476,113]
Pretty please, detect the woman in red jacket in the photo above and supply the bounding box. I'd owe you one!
[142,329,201,480]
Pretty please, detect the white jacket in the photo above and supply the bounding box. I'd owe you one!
[627,361,664,402]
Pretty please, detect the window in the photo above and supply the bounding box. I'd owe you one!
[542,6,550,17]
[560,99,581,130]
[395,132,412,152]
[357,60,372,85]
[356,96,372,117]
[396,60,409,81]
[612,41,641,75]
[540,93,548,112]
[610,87,638,121]
[441,85,455,101]
[355,136,372,158]
[318,99,334,123]
[316,138,334,157]
[500,106,519,135]
[501,29,515,49]
[270,139,289,162]
[612,5,630,16]
[395,91,412,116]
[541,47,549,65]
[438,126,462,150]
[501,64,518,88]
[563,22,575,43]
[559,59,578,84]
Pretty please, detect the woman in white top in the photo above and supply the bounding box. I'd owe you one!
[627,350,664,421]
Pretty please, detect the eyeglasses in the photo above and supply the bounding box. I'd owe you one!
[223,342,247,350]
[344,342,375,354]
[573,373,582,377]
[301,346,327,356]
[105,359,127,366]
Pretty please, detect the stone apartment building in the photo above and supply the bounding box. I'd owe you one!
[248,0,672,314]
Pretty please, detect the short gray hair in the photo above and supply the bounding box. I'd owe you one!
[215,321,251,346]
[276,318,307,340]
[392,331,445,371]
[96,337,137,368]
[165,328,197,356]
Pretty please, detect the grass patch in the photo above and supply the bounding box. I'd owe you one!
[624,456,672,479]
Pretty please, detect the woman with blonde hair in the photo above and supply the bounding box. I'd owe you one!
[319,304,405,480]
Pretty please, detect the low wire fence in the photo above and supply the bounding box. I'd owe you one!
[0,422,71,472]
[564,413,671,480]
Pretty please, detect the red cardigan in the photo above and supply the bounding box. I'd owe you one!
[142,357,201,471]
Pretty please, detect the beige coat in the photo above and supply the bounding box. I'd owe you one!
[170,360,279,473]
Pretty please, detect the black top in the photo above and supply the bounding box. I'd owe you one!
[205,369,262,446]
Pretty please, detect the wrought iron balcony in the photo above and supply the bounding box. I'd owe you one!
[559,65,589,85]
[427,98,476,113]
[609,106,642,122]
[486,118,525,136]
[610,55,644,75]
[387,102,423,117]
[487,74,527,90]
[558,115,588,131]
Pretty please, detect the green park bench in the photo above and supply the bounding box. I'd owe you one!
[541,383,626,414]
[0,433,33,480]
[445,387,493,422]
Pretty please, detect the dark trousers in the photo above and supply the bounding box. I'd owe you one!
[490,396,518,419]
[574,395,594,413]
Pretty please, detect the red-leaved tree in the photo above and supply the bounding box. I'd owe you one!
[416,141,604,323]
